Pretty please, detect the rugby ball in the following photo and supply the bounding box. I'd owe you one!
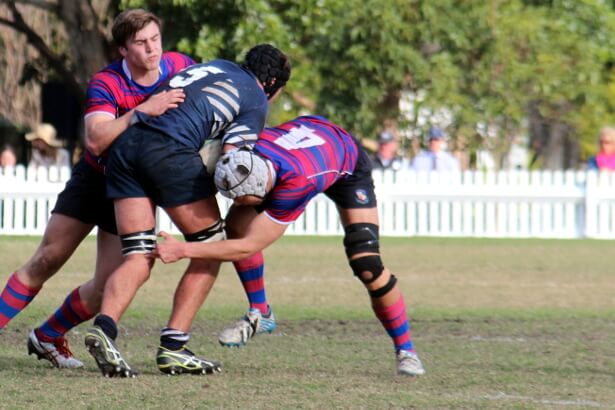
[200,139,222,175]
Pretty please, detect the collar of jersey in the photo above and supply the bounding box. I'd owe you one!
[122,59,163,83]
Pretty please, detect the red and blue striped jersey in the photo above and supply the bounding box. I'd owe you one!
[255,116,359,224]
[83,51,195,170]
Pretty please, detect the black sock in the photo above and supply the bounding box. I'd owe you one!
[94,314,118,340]
[160,327,189,350]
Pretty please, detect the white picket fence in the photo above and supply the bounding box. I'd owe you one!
[2,165,615,238]
[0,165,72,235]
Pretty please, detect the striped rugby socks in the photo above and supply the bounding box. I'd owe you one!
[233,252,269,314]
[0,273,41,329]
[36,287,94,341]
[373,294,414,352]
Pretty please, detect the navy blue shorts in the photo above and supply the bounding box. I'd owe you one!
[52,158,117,235]
[324,142,377,209]
[106,125,216,208]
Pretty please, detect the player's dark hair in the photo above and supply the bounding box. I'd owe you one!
[243,44,291,100]
[112,9,161,48]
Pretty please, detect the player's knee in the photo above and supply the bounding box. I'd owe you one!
[184,219,226,243]
[348,254,384,284]
[120,228,157,256]
[367,273,397,299]
[343,223,380,258]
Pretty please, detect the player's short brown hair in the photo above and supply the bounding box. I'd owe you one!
[112,9,161,48]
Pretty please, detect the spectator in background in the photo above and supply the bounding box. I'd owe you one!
[411,126,460,172]
[1,145,17,167]
[371,131,408,171]
[587,127,615,171]
[25,123,70,169]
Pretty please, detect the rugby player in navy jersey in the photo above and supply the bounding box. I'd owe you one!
[84,44,291,377]
[154,116,426,376]
[0,9,193,369]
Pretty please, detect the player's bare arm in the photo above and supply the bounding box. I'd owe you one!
[85,88,185,155]
[155,211,286,263]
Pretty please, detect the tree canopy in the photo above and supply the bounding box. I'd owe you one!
[3,0,615,168]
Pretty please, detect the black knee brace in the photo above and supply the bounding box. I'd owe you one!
[183,219,226,243]
[343,223,380,258]
[120,228,156,256]
[368,274,397,298]
[349,254,384,284]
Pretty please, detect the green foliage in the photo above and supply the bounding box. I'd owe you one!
[119,0,615,161]
[302,0,424,136]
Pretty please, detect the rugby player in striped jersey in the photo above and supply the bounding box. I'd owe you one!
[0,9,193,369]
[155,116,425,376]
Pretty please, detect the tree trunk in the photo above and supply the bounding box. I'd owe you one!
[57,0,110,102]
[0,15,40,128]
[542,121,564,170]
[528,102,579,170]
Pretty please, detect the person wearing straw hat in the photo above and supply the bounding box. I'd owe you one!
[25,123,70,169]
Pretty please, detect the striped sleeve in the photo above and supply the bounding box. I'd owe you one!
[200,79,261,147]
[223,122,259,147]
[164,51,197,72]
[265,176,319,223]
[84,72,118,117]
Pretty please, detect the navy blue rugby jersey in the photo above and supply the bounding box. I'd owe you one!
[134,59,268,150]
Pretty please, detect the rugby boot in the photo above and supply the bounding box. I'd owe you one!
[85,325,137,378]
[156,345,222,375]
[218,307,276,347]
[27,330,84,369]
[396,350,426,376]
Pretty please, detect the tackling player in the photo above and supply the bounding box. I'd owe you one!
[155,115,426,376]
[0,9,193,368]
[83,44,291,377]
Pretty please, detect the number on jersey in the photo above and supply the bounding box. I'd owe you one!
[274,125,325,150]
[170,65,225,88]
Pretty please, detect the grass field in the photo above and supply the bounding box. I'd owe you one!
[0,235,613,409]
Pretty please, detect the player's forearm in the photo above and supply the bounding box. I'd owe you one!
[85,111,135,155]
[183,239,259,262]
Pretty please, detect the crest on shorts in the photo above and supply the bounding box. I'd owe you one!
[354,189,369,205]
